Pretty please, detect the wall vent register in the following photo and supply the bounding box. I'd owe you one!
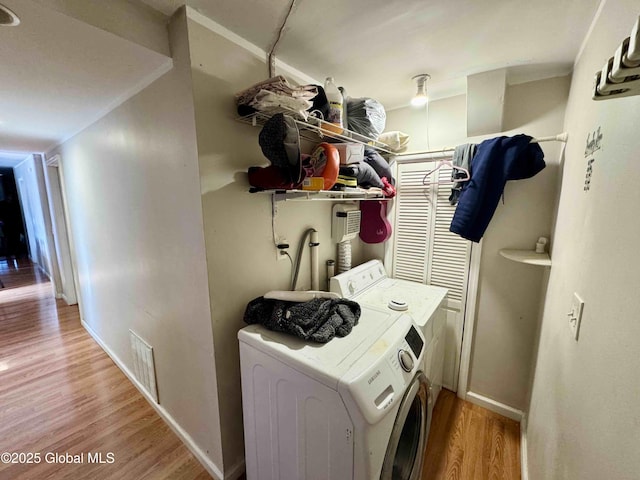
[129,330,159,403]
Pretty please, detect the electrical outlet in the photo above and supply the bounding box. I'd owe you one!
[277,249,289,261]
[276,240,289,261]
[567,292,584,341]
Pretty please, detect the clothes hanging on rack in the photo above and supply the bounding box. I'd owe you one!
[450,135,545,242]
[422,155,470,186]
[449,143,477,205]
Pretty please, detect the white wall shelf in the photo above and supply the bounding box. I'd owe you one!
[499,249,551,266]
[237,110,395,155]
[252,188,386,202]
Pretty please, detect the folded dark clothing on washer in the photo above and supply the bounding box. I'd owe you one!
[243,296,361,343]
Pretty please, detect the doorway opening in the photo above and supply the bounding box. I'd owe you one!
[0,167,29,270]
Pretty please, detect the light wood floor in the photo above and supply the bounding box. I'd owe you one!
[424,388,521,480]
[0,260,520,480]
[0,260,211,480]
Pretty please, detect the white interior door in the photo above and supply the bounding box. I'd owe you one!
[390,159,473,391]
[44,156,77,305]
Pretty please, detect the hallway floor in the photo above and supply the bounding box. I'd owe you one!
[0,260,211,479]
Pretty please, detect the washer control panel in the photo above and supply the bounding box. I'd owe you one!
[329,260,388,298]
[339,315,426,425]
[398,350,414,372]
[386,334,420,375]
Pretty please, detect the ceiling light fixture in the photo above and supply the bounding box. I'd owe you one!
[411,74,430,107]
[0,3,19,26]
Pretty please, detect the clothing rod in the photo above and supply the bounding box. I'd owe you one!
[531,132,569,143]
[396,132,568,159]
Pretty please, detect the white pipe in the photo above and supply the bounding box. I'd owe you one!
[326,260,335,291]
[310,230,319,291]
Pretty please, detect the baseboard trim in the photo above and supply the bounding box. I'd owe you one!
[520,414,529,480]
[465,391,524,421]
[36,263,51,280]
[81,320,225,480]
[225,458,246,480]
[60,293,77,305]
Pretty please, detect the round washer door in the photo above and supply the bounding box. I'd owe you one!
[380,372,430,480]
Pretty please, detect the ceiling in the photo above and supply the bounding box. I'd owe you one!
[142,0,601,109]
[0,0,171,155]
[0,0,602,160]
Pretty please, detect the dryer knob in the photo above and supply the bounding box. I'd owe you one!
[398,350,414,372]
[348,281,356,294]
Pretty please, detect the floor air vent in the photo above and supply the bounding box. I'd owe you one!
[129,330,159,403]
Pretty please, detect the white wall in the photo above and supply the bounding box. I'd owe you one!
[386,76,569,411]
[186,12,368,474]
[14,154,53,276]
[386,94,467,153]
[46,10,225,477]
[527,1,640,478]
[470,76,569,410]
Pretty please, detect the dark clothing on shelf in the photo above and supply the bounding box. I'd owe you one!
[363,148,395,185]
[339,162,384,188]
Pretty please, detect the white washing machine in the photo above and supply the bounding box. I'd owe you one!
[329,260,448,428]
[239,304,430,480]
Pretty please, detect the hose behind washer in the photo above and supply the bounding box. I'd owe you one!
[291,228,317,291]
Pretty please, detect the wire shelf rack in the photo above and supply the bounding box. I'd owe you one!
[236,110,396,155]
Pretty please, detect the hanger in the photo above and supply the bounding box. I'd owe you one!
[422,159,470,185]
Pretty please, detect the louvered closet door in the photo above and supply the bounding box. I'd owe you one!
[392,164,432,283]
[393,159,472,391]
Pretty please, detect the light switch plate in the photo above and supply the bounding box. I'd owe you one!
[568,292,584,341]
